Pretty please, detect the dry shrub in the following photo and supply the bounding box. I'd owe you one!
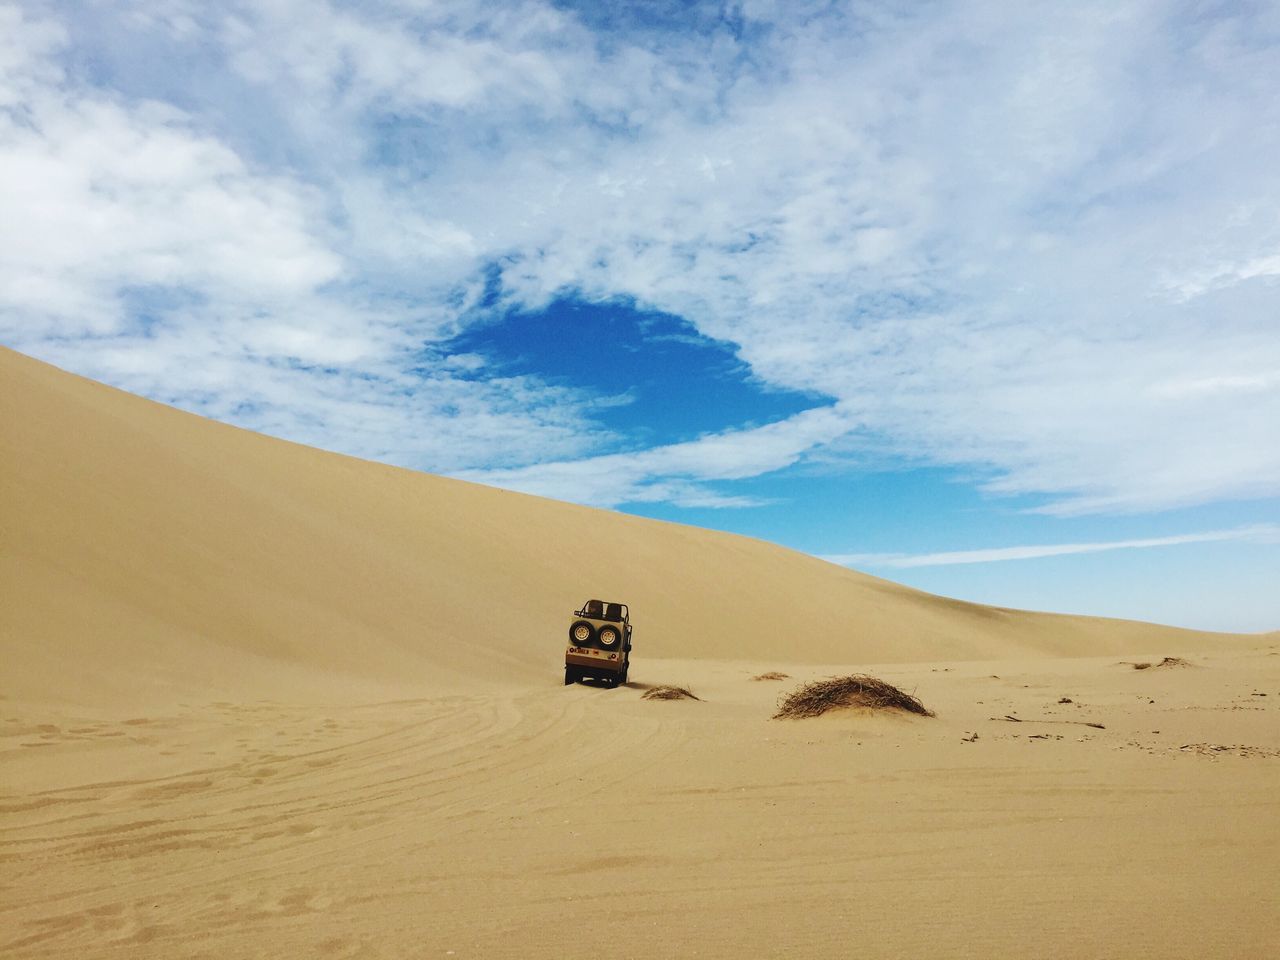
[752,671,790,681]
[1128,657,1192,671]
[773,675,933,719]
[642,685,700,701]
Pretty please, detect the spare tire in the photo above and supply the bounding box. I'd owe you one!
[597,626,620,648]
[568,620,595,646]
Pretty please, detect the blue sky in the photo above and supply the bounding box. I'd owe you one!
[2,0,1278,631]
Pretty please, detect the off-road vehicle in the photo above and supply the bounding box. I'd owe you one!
[565,599,631,687]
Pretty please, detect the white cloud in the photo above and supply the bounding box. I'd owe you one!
[1164,249,1280,301]
[0,3,63,106]
[0,1,617,470]
[1150,372,1280,400]
[0,13,342,335]
[459,403,851,506]
[826,524,1280,569]
[3,0,1280,514]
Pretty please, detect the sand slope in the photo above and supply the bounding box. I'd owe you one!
[3,346,1277,959]
[0,346,1249,709]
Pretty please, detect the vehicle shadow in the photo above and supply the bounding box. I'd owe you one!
[573,677,649,690]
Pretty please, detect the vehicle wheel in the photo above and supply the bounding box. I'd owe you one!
[597,626,620,649]
[569,620,595,646]
[564,666,577,686]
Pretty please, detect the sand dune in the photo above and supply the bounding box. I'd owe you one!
[3,346,1277,958]
[0,347,1248,708]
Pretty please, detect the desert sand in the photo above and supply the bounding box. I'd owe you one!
[3,345,1278,958]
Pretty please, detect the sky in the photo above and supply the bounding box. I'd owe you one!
[2,0,1278,632]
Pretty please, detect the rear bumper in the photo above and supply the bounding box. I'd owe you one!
[566,649,624,672]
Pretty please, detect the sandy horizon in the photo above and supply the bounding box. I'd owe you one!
[3,345,1277,958]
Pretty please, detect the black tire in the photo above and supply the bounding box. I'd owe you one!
[568,620,595,647]
[564,666,578,685]
[597,626,620,649]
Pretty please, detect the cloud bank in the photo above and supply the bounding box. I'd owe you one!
[3,0,1279,513]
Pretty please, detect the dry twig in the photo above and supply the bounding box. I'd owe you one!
[1124,657,1192,671]
[992,715,1105,729]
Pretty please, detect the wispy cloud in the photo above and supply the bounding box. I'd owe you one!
[825,525,1280,569]
[458,403,850,507]
[3,0,1279,512]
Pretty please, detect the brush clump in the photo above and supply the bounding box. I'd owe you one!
[642,686,700,701]
[752,671,790,681]
[773,674,933,719]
